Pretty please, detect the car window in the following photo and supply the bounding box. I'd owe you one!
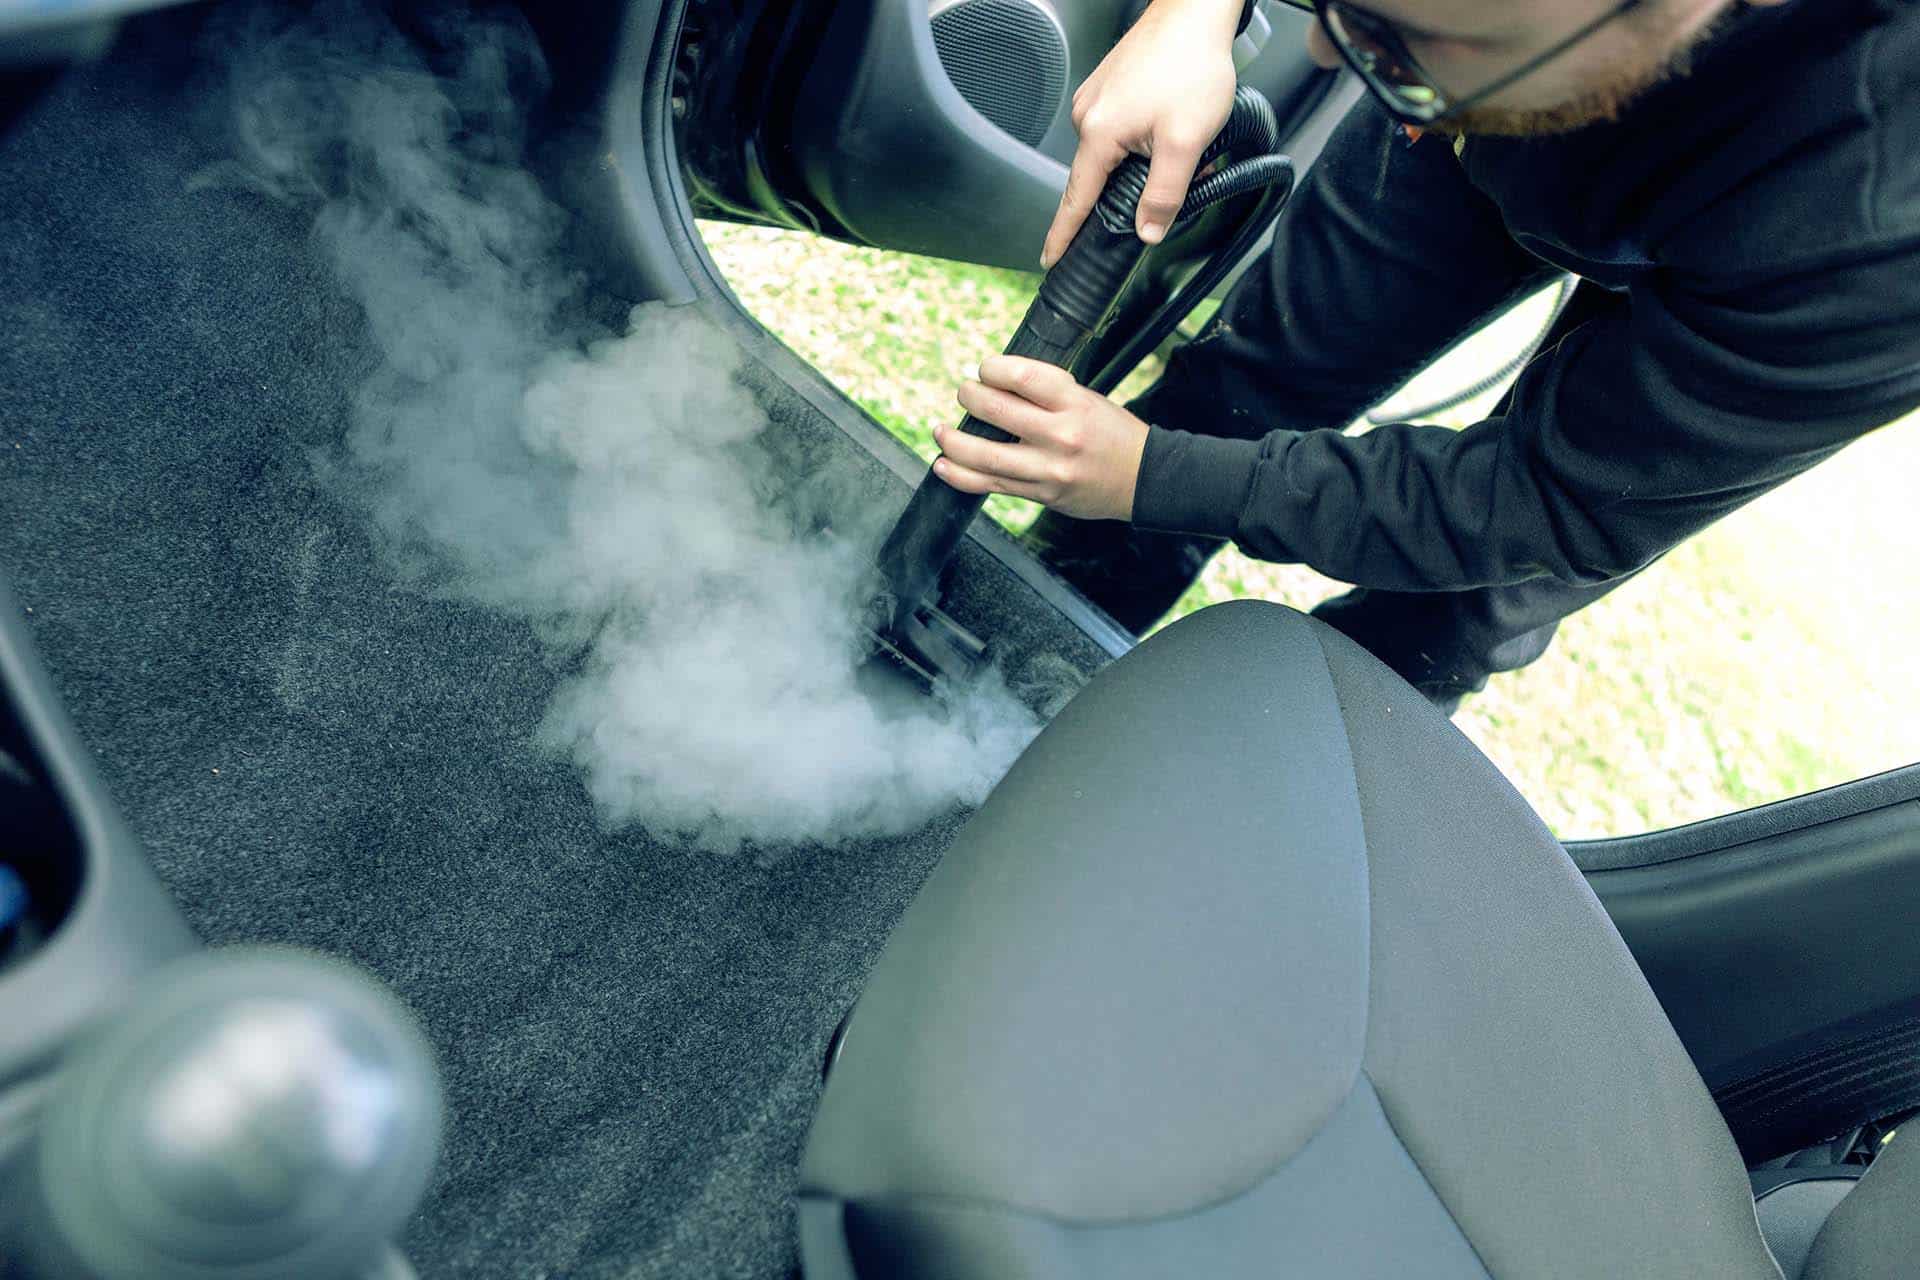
[1456,412,1918,838]
[704,222,1920,839]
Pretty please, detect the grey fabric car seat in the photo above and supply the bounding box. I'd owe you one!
[799,601,1915,1278]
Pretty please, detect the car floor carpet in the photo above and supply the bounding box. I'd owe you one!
[0,22,1104,1278]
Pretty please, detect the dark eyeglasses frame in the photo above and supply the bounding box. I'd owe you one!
[1271,0,1647,126]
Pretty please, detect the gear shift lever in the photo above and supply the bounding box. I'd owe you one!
[6,947,442,1280]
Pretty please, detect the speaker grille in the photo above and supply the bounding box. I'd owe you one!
[930,0,1069,150]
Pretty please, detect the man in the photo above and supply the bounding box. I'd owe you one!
[929,0,1920,710]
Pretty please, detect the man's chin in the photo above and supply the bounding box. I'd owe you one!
[1434,66,1668,138]
[1437,6,1734,138]
[1431,91,1641,138]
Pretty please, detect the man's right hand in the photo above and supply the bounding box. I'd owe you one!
[1039,0,1244,269]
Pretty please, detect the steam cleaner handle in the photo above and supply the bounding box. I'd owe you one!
[949,200,1154,447]
[874,210,1151,627]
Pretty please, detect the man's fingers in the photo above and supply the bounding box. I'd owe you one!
[978,355,1079,410]
[1137,134,1204,243]
[934,422,1054,484]
[1043,139,1124,269]
[956,377,1053,439]
[932,455,1045,503]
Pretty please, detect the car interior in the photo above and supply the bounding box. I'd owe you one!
[3,1,1919,1277]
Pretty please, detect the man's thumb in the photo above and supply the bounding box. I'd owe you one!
[1136,138,1202,243]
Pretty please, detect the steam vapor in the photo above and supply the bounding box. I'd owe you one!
[209,3,1041,852]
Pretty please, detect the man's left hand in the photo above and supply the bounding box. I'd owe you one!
[934,355,1149,522]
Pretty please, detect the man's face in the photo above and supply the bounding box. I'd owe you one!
[1302,0,1775,135]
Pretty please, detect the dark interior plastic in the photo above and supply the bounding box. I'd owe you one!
[1590,791,1920,1159]
[0,680,82,971]
[783,0,1333,269]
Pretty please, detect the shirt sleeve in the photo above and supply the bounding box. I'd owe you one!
[1134,231,1920,591]
[1125,99,1556,445]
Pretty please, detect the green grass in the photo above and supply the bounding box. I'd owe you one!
[703,220,1920,839]
[701,221,1045,531]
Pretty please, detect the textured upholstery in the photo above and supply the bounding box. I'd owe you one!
[1757,1178,1857,1278]
[800,601,1783,1278]
[1804,1129,1920,1280]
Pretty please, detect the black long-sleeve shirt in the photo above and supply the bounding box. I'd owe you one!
[1131,0,1920,592]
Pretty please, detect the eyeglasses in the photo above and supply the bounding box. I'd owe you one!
[1271,0,1645,125]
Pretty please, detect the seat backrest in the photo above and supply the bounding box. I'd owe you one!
[801,602,1782,1277]
[1756,1175,1860,1278]
[1802,1127,1920,1279]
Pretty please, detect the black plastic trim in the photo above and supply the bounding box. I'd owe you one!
[1569,763,1920,872]
[590,0,704,306]
[778,0,1334,272]
[786,0,1068,270]
[1712,995,1920,1163]
[1590,798,1920,1158]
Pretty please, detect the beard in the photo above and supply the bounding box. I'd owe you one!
[1432,7,1735,138]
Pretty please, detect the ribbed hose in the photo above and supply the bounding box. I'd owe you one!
[872,87,1295,635]
[1092,85,1279,235]
[1181,153,1297,217]
[1083,169,1294,396]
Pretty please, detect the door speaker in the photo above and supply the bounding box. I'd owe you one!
[929,0,1070,150]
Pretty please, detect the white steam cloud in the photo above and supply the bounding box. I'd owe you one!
[208,5,1040,851]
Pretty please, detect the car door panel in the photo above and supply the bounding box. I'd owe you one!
[780,0,1336,269]
[1582,766,1920,1159]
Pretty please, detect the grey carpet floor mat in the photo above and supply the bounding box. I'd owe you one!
[0,18,1100,1277]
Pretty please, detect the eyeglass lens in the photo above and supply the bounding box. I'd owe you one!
[1321,3,1446,111]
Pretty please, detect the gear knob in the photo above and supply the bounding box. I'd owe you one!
[21,947,442,1280]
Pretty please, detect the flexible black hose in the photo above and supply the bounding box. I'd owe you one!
[1181,153,1297,218]
[1085,171,1293,396]
[873,87,1295,636]
[869,300,1102,630]
[1092,85,1279,236]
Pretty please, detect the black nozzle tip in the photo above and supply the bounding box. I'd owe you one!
[865,602,988,695]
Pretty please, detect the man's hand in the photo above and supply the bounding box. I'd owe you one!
[1040,0,1242,268]
[934,355,1150,522]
